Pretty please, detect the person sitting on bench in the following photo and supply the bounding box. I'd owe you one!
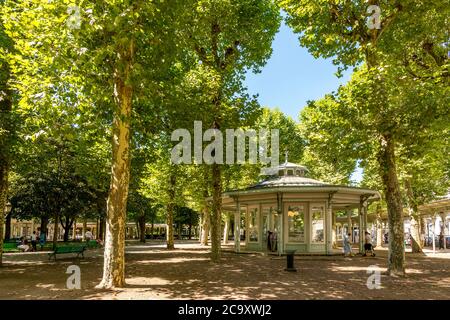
[17,237,30,252]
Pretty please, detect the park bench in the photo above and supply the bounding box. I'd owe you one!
[2,242,19,252]
[86,240,99,249]
[48,245,86,261]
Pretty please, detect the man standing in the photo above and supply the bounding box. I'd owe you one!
[30,231,37,252]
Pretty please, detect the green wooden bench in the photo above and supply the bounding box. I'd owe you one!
[3,242,19,252]
[86,240,99,249]
[48,245,86,261]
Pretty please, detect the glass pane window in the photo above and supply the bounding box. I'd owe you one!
[288,205,305,242]
[248,207,259,242]
[311,205,324,243]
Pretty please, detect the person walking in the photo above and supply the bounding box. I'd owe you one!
[343,232,353,257]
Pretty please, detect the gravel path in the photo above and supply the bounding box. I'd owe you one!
[0,241,448,300]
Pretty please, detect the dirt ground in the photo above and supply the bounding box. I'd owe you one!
[0,241,449,300]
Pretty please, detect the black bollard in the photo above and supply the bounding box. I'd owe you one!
[284,250,297,272]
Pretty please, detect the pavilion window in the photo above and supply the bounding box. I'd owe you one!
[311,205,325,243]
[248,207,259,242]
[278,170,284,176]
[287,205,305,242]
[287,170,294,176]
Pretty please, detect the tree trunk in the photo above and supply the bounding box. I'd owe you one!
[4,212,11,241]
[61,218,74,242]
[376,218,383,247]
[82,219,87,241]
[99,217,105,240]
[409,216,423,253]
[420,217,426,248]
[0,61,12,266]
[63,227,70,242]
[0,165,7,266]
[404,179,423,253]
[378,135,405,276]
[96,219,99,239]
[52,213,59,249]
[40,216,48,239]
[188,223,192,240]
[201,207,210,245]
[166,173,176,250]
[166,203,175,249]
[97,40,134,289]
[138,215,146,243]
[210,163,222,262]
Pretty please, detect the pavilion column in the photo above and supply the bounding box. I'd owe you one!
[363,204,368,235]
[332,212,337,249]
[440,213,447,249]
[223,213,229,245]
[326,192,334,255]
[234,198,240,253]
[346,209,352,241]
[277,192,283,256]
[358,197,366,254]
[73,220,77,240]
[431,215,436,253]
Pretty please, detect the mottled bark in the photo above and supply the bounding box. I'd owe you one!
[419,217,426,247]
[405,179,423,253]
[210,162,222,262]
[201,207,210,245]
[409,216,423,253]
[376,219,383,247]
[378,135,405,276]
[97,40,134,289]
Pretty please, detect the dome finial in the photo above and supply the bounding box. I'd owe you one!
[285,149,288,164]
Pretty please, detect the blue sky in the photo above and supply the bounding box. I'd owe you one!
[244,22,363,183]
[244,22,351,121]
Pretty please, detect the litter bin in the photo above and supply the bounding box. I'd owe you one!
[284,250,297,272]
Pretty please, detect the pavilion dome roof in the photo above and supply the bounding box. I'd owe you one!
[249,161,328,190]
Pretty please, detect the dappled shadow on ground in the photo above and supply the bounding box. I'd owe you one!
[0,242,449,300]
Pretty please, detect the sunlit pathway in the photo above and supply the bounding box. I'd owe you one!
[1,241,449,300]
